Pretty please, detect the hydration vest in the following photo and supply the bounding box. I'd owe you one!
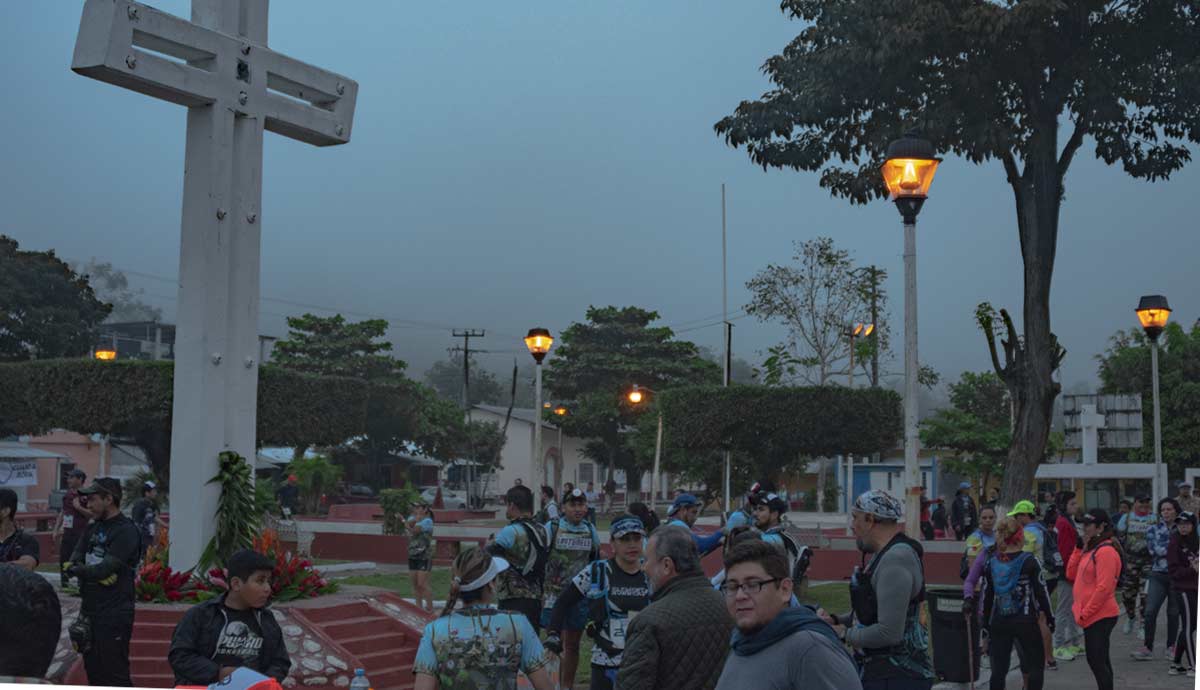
[849,533,935,681]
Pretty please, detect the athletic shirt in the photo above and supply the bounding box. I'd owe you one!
[61,489,87,534]
[542,518,599,608]
[212,607,266,668]
[1117,511,1156,558]
[569,559,651,667]
[407,517,434,558]
[413,605,549,690]
[0,528,40,566]
[965,529,996,560]
[492,520,548,601]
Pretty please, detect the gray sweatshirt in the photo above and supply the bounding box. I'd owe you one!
[843,541,923,650]
[715,629,863,690]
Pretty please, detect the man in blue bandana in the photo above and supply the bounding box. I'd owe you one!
[716,540,860,689]
[667,493,723,556]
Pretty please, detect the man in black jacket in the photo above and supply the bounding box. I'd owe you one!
[950,482,978,541]
[170,549,291,685]
[65,477,141,687]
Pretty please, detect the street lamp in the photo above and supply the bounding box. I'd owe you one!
[627,385,665,511]
[1136,295,1171,505]
[525,328,553,508]
[843,322,875,387]
[548,404,569,491]
[94,349,117,361]
[882,131,941,539]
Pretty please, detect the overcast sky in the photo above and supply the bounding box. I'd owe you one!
[2,1,1196,395]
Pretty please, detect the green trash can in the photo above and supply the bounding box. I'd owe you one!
[926,584,980,683]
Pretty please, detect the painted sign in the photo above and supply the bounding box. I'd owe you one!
[0,460,38,487]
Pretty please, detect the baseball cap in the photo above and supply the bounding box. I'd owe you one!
[1080,508,1111,526]
[958,481,971,490]
[79,477,123,503]
[753,492,788,514]
[1178,481,1192,489]
[853,489,903,521]
[1176,511,1197,527]
[668,493,699,516]
[143,480,157,490]
[67,469,87,480]
[610,514,646,539]
[1007,500,1037,517]
[564,487,587,503]
[1134,493,1151,502]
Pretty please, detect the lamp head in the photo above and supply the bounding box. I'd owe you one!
[553,405,568,416]
[94,349,117,361]
[627,386,645,404]
[524,327,553,363]
[881,132,940,223]
[1136,295,1171,341]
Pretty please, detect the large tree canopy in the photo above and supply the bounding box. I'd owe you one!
[715,0,1200,502]
[545,306,719,488]
[0,235,111,361]
[271,313,406,382]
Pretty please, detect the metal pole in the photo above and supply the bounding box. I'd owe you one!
[848,333,855,388]
[652,412,663,512]
[534,362,544,505]
[1151,340,1163,507]
[903,218,921,539]
[846,453,854,536]
[721,184,732,512]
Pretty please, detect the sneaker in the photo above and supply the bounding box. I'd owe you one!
[980,656,991,670]
[1122,617,1134,634]
[1068,644,1085,656]
[1165,645,1174,660]
[1054,647,1076,661]
[1131,647,1154,661]
[1137,626,1146,641]
[1046,660,1058,671]
[1168,665,1186,676]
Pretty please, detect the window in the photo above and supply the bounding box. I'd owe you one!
[579,462,595,485]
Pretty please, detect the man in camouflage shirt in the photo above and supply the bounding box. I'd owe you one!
[487,485,550,632]
[1116,494,1157,635]
[543,488,600,690]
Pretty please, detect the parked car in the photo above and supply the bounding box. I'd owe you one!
[420,486,469,510]
[328,482,377,505]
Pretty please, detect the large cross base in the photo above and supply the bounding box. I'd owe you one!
[72,0,357,572]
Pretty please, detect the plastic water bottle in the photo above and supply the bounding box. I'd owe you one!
[349,668,371,690]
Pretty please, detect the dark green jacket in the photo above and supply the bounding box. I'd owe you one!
[617,572,733,690]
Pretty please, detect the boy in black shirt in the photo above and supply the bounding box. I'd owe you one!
[129,481,166,562]
[169,549,291,685]
[0,488,40,570]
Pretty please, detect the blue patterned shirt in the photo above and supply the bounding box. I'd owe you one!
[413,606,549,689]
[1147,520,1174,573]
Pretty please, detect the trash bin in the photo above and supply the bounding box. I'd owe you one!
[926,584,981,683]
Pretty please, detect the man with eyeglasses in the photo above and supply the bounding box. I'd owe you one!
[63,477,141,687]
[546,515,651,690]
[716,540,860,689]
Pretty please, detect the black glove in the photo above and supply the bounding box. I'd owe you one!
[544,632,563,655]
[962,597,976,616]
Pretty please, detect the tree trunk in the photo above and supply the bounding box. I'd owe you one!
[1000,130,1062,506]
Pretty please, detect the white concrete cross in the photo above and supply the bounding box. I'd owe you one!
[1080,403,1105,465]
[71,0,358,572]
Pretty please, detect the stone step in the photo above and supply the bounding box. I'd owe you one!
[365,663,415,690]
[136,608,188,624]
[130,637,172,658]
[339,631,410,655]
[319,615,400,639]
[299,601,377,623]
[357,646,417,672]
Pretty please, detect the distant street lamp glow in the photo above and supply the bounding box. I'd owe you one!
[94,349,117,361]
[553,405,568,416]
[628,388,645,404]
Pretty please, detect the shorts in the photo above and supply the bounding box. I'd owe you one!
[408,558,432,572]
[541,599,589,631]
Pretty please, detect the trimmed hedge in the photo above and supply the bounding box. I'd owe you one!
[0,358,385,447]
[659,384,902,457]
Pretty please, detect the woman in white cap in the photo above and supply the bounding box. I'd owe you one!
[412,548,554,690]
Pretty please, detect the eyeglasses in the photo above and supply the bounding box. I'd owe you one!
[720,578,780,598]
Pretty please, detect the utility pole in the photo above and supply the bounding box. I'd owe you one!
[868,266,881,388]
[453,329,486,507]
[721,184,732,513]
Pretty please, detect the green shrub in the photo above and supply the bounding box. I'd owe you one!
[379,486,423,535]
[290,454,342,515]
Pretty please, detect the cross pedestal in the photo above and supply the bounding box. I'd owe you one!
[1080,403,1105,465]
[71,0,358,572]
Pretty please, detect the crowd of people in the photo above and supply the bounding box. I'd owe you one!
[1,473,1197,689]
[959,487,1199,688]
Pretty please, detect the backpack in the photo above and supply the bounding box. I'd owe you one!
[989,551,1032,618]
[515,519,551,581]
[1029,521,1064,577]
[768,527,812,582]
[584,558,651,657]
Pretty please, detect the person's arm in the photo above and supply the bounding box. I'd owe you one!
[526,667,554,690]
[980,567,993,632]
[263,621,292,681]
[413,674,437,690]
[950,499,963,526]
[67,525,89,566]
[486,524,517,557]
[1167,535,1187,580]
[1056,518,1075,565]
[615,616,659,690]
[515,613,552,684]
[11,533,39,570]
[694,529,724,556]
[1028,559,1054,630]
[845,548,917,650]
[963,549,987,598]
[546,577,587,640]
[53,511,64,543]
[74,495,95,520]
[74,522,139,581]
[168,608,222,684]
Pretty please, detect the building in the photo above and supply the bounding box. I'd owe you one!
[2,431,150,510]
[470,405,603,497]
[94,321,276,363]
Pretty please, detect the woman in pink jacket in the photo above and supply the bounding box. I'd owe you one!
[1066,508,1124,690]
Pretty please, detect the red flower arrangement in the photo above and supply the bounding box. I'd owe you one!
[134,530,215,603]
[204,528,337,602]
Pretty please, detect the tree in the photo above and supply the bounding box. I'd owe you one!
[545,306,720,490]
[697,346,757,384]
[1097,322,1200,478]
[272,313,406,382]
[714,1,1200,502]
[921,372,1011,496]
[745,237,889,386]
[0,236,111,361]
[423,353,505,406]
[73,260,163,323]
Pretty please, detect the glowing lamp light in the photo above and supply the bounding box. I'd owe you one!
[881,133,941,201]
[628,388,645,404]
[94,349,117,361]
[524,327,553,364]
[862,323,875,337]
[1136,295,1171,341]
[553,405,568,416]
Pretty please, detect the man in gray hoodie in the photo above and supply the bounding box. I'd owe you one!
[716,540,860,689]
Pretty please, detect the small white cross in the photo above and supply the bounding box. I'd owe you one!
[1080,403,1105,465]
[71,0,358,572]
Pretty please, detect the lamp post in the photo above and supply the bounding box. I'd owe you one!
[524,328,553,509]
[1136,295,1171,506]
[881,132,941,538]
[627,385,664,511]
[553,404,568,491]
[843,322,874,387]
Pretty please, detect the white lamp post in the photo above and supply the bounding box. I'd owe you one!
[524,328,553,509]
[1136,295,1170,506]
